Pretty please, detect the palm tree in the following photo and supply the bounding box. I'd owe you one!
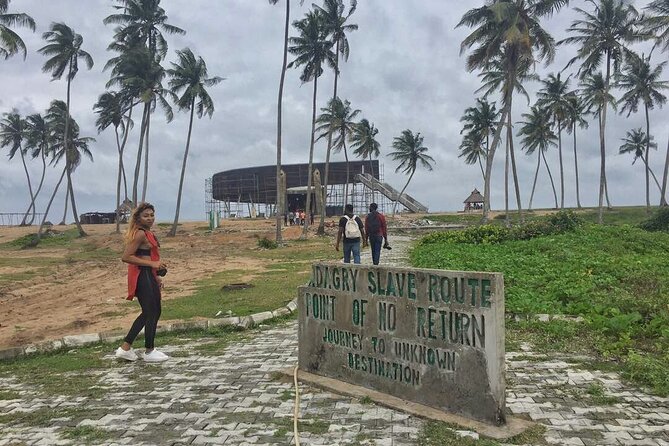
[315,97,360,206]
[166,48,222,237]
[350,118,380,177]
[0,112,34,225]
[94,91,134,233]
[619,128,662,192]
[313,0,358,235]
[564,92,589,208]
[388,130,435,215]
[30,101,94,246]
[288,10,336,239]
[518,105,558,210]
[617,54,668,209]
[644,1,669,205]
[459,98,499,184]
[537,73,571,208]
[38,22,93,237]
[24,113,53,225]
[458,0,568,221]
[0,0,35,60]
[269,0,304,243]
[560,0,647,222]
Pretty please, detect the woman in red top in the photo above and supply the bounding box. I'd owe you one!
[115,203,169,362]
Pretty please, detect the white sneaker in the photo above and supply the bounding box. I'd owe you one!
[115,347,138,362]
[143,349,169,362]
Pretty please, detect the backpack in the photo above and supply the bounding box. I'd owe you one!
[366,211,381,236]
[344,215,361,239]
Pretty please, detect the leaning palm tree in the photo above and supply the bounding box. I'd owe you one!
[559,0,647,223]
[166,48,222,237]
[388,130,435,215]
[0,0,35,60]
[518,105,558,210]
[537,73,571,208]
[459,98,499,185]
[458,0,568,221]
[619,128,662,193]
[617,54,668,210]
[288,10,336,239]
[94,91,134,233]
[38,22,93,237]
[313,0,357,235]
[268,0,304,243]
[24,113,53,225]
[315,97,360,206]
[564,92,589,208]
[0,112,34,225]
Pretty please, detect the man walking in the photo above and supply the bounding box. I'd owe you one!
[365,202,389,265]
[336,204,366,264]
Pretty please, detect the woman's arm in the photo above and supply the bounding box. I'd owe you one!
[121,230,162,268]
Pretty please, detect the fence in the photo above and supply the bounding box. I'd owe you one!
[0,213,45,226]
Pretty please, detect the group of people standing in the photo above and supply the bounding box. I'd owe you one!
[286,209,310,226]
[335,202,390,266]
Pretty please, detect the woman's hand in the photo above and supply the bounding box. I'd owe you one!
[152,261,167,269]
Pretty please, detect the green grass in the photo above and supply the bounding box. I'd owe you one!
[417,422,546,446]
[62,426,115,444]
[412,221,669,395]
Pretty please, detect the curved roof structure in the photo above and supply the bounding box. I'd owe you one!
[211,160,379,204]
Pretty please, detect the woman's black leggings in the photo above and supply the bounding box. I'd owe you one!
[124,267,162,349]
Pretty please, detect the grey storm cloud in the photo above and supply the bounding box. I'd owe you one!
[0,0,663,222]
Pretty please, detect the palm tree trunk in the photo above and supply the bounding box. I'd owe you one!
[557,119,564,209]
[542,150,558,209]
[318,40,341,236]
[300,76,319,240]
[141,109,151,202]
[478,156,485,183]
[507,104,523,222]
[641,154,663,192]
[19,149,35,226]
[599,55,611,224]
[504,126,510,226]
[393,170,415,215]
[169,101,195,237]
[528,151,541,210]
[120,106,133,202]
[275,0,290,243]
[26,150,48,226]
[573,124,582,208]
[344,142,350,206]
[660,132,669,206]
[60,184,69,225]
[30,167,67,247]
[67,175,85,234]
[115,127,123,234]
[645,105,651,211]
[62,72,86,236]
[132,102,150,205]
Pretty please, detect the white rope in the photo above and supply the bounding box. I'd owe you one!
[293,365,301,446]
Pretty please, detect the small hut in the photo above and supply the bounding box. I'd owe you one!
[463,188,484,212]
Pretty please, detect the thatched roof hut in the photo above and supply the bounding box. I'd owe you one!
[463,188,484,211]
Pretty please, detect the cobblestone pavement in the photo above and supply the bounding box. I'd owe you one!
[1,236,668,445]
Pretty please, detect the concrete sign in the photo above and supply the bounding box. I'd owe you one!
[298,263,505,425]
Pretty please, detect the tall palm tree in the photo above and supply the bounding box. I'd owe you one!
[94,91,134,233]
[619,128,662,192]
[559,0,647,222]
[166,48,222,237]
[458,0,568,221]
[38,22,93,237]
[314,0,357,235]
[459,98,499,184]
[617,54,668,209]
[0,0,35,60]
[518,105,558,210]
[24,113,53,225]
[388,130,435,215]
[537,73,571,208]
[0,112,34,225]
[315,97,360,206]
[268,0,303,243]
[288,10,336,239]
[564,92,589,208]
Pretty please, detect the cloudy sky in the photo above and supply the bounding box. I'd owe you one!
[0,0,663,222]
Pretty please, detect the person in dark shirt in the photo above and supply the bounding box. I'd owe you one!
[336,204,366,264]
[364,202,389,265]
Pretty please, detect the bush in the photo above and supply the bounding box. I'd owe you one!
[257,237,278,249]
[639,207,669,232]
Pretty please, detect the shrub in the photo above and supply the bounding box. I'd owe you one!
[639,207,669,232]
[257,237,278,249]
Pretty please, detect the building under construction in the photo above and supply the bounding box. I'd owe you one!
[205,160,428,219]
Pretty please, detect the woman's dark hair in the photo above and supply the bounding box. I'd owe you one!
[124,202,155,244]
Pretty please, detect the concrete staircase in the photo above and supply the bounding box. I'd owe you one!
[355,173,428,213]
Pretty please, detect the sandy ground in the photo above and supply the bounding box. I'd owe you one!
[0,218,324,349]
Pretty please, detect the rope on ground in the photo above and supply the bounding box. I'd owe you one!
[293,364,301,446]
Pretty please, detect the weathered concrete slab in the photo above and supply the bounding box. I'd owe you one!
[298,263,505,425]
